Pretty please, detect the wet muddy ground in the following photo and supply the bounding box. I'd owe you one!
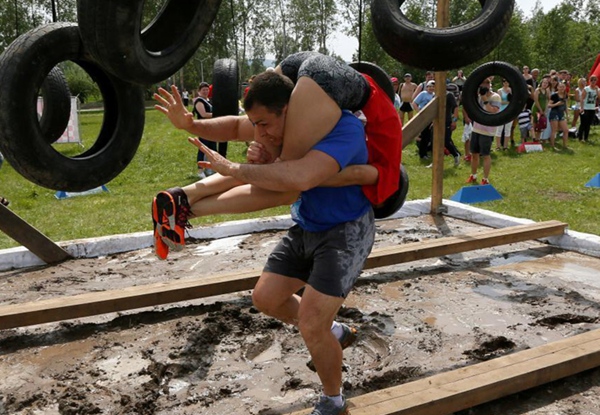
[1,215,600,414]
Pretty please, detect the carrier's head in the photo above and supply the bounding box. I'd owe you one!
[243,72,294,146]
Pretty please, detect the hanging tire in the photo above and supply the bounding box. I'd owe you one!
[39,66,72,144]
[0,23,145,192]
[212,59,239,117]
[462,61,528,126]
[373,164,409,219]
[77,0,223,84]
[371,0,514,70]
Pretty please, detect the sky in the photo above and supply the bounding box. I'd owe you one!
[329,0,564,62]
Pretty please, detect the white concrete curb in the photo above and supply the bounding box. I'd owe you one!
[1,199,598,271]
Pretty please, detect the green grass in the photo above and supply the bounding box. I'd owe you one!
[0,109,599,249]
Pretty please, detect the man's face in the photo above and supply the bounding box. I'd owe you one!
[246,104,286,147]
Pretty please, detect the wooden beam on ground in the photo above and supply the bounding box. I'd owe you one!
[402,97,437,149]
[0,203,71,265]
[0,220,567,330]
[364,220,567,269]
[289,327,600,415]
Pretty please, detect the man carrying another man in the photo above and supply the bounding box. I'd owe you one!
[153,53,404,415]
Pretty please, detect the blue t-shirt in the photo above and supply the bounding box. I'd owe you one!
[291,111,371,232]
[414,91,434,110]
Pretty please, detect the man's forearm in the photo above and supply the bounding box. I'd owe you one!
[226,151,339,192]
[320,165,378,187]
[186,115,253,142]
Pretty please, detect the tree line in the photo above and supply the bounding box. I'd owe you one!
[1,0,599,100]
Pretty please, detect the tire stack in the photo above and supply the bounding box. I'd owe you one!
[0,0,222,191]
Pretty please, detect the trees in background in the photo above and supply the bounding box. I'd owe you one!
[1,0,600,98]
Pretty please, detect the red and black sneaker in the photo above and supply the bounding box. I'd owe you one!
[152,187,192,255]
[152,196,169,260]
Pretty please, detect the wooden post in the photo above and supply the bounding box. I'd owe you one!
[431,0,450,214]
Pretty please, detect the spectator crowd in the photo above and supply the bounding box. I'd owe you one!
[391,65,599,186]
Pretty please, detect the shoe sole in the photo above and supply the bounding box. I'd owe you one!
[154,192,186,250]
[159,224,184,252]
[155,192,177,230]
[152,197,169,260]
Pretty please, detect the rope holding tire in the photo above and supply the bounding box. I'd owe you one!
[462,61,528,126]
[371,0,515,70]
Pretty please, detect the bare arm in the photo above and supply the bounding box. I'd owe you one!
[154,85,254,142]
[194,100,212,119]
[320,164,378,187]
[246,141,378,186]
[192,138,340,192]
[534,89,542,113]
[412,84,423,101]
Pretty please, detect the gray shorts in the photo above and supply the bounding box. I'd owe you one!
[470,132,494,156]
[263,210,375,298]
[279,52,369,112]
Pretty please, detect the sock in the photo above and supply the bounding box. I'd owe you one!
[331,321,344,340]
[325,394,344,408]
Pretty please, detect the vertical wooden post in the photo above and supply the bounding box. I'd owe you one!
[430,0,450,214]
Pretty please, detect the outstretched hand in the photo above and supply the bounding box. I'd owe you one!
[154,85,194,130]
[189,137,237,177]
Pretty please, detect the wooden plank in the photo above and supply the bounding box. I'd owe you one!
[288,328,600,415]
[0,269,262,330]
[0,203,71,264]
[364,220,567,269]
[402,97,437,149]
[0,221,567,330]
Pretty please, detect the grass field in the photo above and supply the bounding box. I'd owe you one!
[0,108,599,250]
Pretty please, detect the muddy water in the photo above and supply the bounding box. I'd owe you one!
[1,216,600,414]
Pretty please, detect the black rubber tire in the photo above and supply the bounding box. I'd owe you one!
[39,66,72,144]
[212,59,240,117]
[373,164,409,219]
[371,0,514,70]
[462,61,528,126]
[0,23,146,192]
[77,0,223,84]
[349,61,395,103]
